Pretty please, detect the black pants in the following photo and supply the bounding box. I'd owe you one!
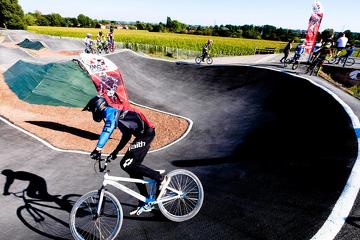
[120,130,162,197]
[280,50,290,63]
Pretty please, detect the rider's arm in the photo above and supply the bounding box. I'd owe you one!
[96,108,117,150]
[111,130,132,155]
[3,175,14,195]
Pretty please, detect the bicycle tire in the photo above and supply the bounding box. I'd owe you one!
[327,56,337,64]
[206,57,213,64]
[284,59,291,67]
[70,190,123,240]
[345,58,355,66]
[158,169,204,222]
[309,65,316,76]
[292,61,299,70]
[195,57,202,64]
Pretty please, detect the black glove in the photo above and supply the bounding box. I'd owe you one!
[90,149,101,160]
[106,152,118,161]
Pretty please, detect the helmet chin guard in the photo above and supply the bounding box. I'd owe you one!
[83,96,108,122]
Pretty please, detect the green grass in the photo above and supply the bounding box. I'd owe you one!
[28,26,287,56]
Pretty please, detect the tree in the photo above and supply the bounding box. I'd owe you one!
[0,0,27,29]
[36,16,50,26]
[343,30,353,42]
[321,28,334,40]
[77,14,94,28]
[45,13,65,26]
[24,13,37,26]
[135,21,146,30]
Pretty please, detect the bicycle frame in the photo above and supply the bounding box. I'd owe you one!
[96,172,182,216]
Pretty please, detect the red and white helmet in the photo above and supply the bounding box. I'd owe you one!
[208,39,213,44]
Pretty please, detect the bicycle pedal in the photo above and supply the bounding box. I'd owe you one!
[130,204,154,216]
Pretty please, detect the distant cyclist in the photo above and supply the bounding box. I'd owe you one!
[291,41,306,62]
[280,39,294,63]
[83,96,170,215]
[97,31,107,49]
[335,32,348,55]
[202,39,213,61]
[310,41,333,69]
[107,28,115,51]
[84,33,94,53]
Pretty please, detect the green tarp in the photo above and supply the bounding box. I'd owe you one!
[4,60,97,107]
[17,38,45,50]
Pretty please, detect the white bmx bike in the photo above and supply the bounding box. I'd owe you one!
[69,157,204,240]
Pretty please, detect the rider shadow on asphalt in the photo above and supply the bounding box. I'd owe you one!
[2,169,170,224]
[2,169,73,211]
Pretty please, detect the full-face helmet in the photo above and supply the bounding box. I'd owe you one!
[83,96,108,122]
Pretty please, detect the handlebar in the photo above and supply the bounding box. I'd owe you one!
[96,157,111,173]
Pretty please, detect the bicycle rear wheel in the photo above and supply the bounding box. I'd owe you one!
[345,58,355,66]
[195,56,202,64]
[70,190,123,240]
[158,169,204,222]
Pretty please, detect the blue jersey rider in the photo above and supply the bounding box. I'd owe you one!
[83,96,171,215]
[293,42,305,61]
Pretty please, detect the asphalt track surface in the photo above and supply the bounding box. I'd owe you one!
[1,31,360,240]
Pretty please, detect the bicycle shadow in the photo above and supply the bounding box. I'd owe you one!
[2,169,80,240]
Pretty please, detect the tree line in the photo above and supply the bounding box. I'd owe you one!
[1,0,360,45]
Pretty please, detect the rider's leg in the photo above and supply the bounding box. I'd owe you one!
[202,50,207,61]
[120,131,163,193]
[342,56,349,68]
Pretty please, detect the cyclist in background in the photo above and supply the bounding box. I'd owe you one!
[292,41,306,62]
[280,39,294,63]
[310,41,333,69]
[202,39,213,61]
[107,28,115,51]
[97,31,107,49]
[84,33,94,53]
[83,96,170,215]
[335,33,348,56]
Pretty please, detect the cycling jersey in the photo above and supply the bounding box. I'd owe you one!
[96,106,155,149]
[295,44,305,55]
[107,32,113,41]
[84,37,93,47]
[346,47,355,57]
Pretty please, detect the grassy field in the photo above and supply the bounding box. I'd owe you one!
[28,26,287,56]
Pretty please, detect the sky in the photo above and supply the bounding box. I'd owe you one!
[18,0,360,32]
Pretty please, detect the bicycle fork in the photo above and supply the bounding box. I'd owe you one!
[95,187,106,219]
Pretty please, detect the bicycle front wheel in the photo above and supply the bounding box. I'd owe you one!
[206,57,213,64]
[158,169,204,222]
[292,61,300,70]
[70,190,123,240]
[327,56,337,64]
[284,59,291,67]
